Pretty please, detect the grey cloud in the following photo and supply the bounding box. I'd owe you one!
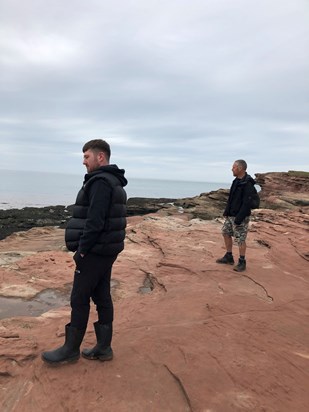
[0,0,308,182]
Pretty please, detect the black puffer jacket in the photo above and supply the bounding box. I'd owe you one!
[65,165,127,256]
[224,174,256,224]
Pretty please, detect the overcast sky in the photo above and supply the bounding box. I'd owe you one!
[1,0,308,183]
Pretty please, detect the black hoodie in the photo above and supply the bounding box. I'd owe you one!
[224,173,256,224]
[65,164,127,256]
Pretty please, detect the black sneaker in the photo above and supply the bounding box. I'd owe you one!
[216,253,234,265]
[233,259,246,272]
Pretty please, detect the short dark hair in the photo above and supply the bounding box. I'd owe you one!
[82,139,111,160]
[235,159,247,170]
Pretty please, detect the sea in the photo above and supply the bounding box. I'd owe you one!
[0,169,230,210]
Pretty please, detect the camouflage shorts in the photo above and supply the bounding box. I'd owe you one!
[221,216,250,245]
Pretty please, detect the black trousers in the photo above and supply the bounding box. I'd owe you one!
[70,253,117,330]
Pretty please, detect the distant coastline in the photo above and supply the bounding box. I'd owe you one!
[0,169,229,210]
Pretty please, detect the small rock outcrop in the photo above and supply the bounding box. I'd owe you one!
[127,189,229,220]
[126,197,177,216]
[174,188,229,219]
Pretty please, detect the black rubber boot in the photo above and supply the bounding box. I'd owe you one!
[216,253,234,265]
[82,322,113,361]
[41,323,85,365]
[233,259,246,272]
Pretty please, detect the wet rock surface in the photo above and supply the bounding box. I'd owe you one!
[0,208,308,411]
[0,206,72,240]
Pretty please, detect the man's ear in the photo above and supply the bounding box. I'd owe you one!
[98,151,107,164]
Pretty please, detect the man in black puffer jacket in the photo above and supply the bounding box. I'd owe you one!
[216,159,257,272]
[42,139,127,365]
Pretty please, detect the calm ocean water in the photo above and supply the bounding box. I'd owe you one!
[0,169,229,209]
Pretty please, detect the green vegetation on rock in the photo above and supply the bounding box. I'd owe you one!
[287,171,309,177]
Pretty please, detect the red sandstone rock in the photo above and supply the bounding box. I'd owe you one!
[0,211,308,411]
[255,171,309,212]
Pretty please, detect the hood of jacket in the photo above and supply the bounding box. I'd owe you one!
[237,173,256,186]
[83,164,128,187]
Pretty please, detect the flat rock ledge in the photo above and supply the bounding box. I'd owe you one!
[0,207,308,411]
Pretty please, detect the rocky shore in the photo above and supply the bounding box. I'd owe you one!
[0,171,308,411]
[1,171,309,241]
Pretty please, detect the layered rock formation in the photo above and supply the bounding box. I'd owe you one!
[255,170,309,211]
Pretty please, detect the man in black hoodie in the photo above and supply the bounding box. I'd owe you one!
[42,139,127,365]
[216,159,256,272]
